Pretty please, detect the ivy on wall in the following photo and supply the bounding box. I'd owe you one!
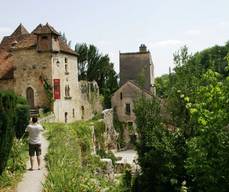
[39,75,54,110]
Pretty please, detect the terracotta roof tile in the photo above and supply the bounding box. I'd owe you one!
[0,23,77,56]
[11,24,29,37]
[0,49,14,80]
[33,23,60,36]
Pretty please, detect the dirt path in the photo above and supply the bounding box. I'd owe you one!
[16,133,49,192]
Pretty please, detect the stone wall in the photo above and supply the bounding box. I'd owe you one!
[0,79,14,91]
[13,49,51,108]
[79,80,102,120]
[52,53,81,122]
[102,109,117,150]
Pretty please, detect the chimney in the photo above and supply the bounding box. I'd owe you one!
[139,44,147,52]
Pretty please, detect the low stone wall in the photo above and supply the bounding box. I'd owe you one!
[39,113,55,123]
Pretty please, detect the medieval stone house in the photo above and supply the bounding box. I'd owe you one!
[0,23,101,122]
[112,45,155,126]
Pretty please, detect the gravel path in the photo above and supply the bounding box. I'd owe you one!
[16,133,49,192]
[114,149,138,164]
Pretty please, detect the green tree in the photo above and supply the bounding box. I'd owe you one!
[134,97,178,192]
[75,43,118,108]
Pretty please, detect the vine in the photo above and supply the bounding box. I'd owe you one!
[39,75,54,110]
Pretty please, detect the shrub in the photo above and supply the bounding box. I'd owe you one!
[0,91,17,175]
[15,104,30,139]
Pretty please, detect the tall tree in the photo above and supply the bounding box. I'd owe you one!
[75,43,118,108]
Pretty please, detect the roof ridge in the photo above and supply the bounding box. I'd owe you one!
[11,23,29,37]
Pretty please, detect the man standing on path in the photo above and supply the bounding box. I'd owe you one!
[25,117,44,171]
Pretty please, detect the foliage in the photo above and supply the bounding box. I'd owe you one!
[15,104,30,139]
[0,91,17,175]
[134,97,178,192]
[0,138,27,190]
[94,120,106,150]
[0,92,29,192]
[149,43,229,191]
[113,109,126,149]
[75,43,118,108]
[155,74,170,98]
[43,78,54,108]
[184,70,229,191]
[43,121,119,192]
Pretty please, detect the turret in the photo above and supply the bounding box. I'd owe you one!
[33,23,61,52]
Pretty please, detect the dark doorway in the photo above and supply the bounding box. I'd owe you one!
[26,87,35,108]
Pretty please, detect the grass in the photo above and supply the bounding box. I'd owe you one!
[43,121,120,192]
[0,138,28,192]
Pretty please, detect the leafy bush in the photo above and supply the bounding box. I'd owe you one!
[134,97,178,192]
[0,91,17,175]
[15,104,30,139]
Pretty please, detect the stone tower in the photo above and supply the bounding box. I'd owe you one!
[119,44,154,93]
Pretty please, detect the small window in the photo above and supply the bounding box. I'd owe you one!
[65,58,68,63]
[72,108,75,118]
[120,92,123,100]
[65,64,69,74]
[81,106,85,120]
[65,85,71,98]
[54,36,58,41]
[125,103,131,115]
[42,36,48,40]
[65,112,68,123]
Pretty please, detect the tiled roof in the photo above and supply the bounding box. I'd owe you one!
[59,39,78,55]
[32,23,60,36]
[11,24,29,37]
[0,23,77,55]
[0,23,77,80]
[0,49,14,80]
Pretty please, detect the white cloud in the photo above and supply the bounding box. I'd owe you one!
[186,29,201,36]
[151,40,184,48]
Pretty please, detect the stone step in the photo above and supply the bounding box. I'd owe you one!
[30,108,39,116]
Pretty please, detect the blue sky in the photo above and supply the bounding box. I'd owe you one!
[0,0,229,76]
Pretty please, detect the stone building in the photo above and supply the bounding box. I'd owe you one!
[119,44,154,93]
[0,23,101,122]
[112,45,155,146]
[112,45,155,124]
[112,80,153,125]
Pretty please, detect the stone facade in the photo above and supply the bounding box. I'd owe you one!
[0,23,101,123]
[112,81,153,124]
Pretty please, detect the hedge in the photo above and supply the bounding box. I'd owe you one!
[0,92,30,174]
[0,91,17,174]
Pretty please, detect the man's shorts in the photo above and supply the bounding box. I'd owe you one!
[29,144,41,156]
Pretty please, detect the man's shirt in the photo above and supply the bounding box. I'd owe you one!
[25,123,43,144]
